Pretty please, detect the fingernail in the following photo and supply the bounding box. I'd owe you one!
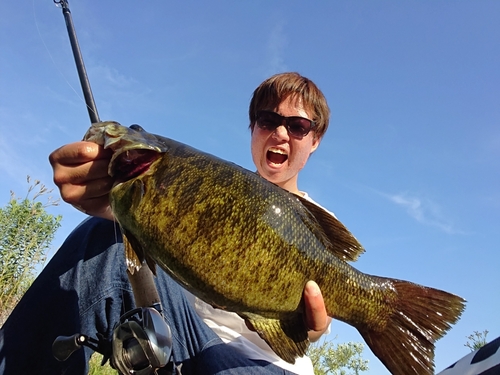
[307,280,320,296]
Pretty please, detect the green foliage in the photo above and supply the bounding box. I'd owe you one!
[88,353,117,375]
[308,337,369,375]
[0,177,62,324]
[465,330,489,351]
[90,337,368,375]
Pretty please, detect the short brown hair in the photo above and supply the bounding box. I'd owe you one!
[248,72,330,139]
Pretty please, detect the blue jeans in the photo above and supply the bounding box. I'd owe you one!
[0,217,293,374]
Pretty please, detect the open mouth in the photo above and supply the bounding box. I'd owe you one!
[267,148,288,165]
[111,149,162,182]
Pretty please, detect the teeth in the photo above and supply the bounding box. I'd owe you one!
[269,147,287,155]
[123,150,133,162]
[267,147,288,166]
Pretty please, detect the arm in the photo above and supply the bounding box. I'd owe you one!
[49,141,115,220]
[304,280,332,342]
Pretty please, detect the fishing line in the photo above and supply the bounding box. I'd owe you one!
[32,0,98,121]
[42,2,170,368]
[41,0,163,340]
[112,219,120,243]
[111,218,129,314]
[36,0,125,308]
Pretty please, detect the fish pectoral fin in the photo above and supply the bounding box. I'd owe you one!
[123,230,157,276]
[243,313,309,364]
[296,195,365,262]
[123,231,145,274]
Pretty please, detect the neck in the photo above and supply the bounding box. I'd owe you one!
[276,178,302,196]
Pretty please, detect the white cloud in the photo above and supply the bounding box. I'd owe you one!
[265,22,288,75]
[0,106,57,193]
[0,137,28,182]
[91,65,137,89]
[385,191,463,234]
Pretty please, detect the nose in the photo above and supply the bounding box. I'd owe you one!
[272,125,290,141]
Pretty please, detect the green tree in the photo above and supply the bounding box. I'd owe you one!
[308,337,369,375]
[0,177,62,324]
[465,330,489,351]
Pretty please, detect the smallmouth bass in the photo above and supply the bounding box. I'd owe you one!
[84,121,465,375]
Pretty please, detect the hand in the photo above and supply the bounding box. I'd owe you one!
[303,280,331,342]
[49,141,115,219]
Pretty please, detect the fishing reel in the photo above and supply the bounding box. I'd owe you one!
[53,304,173,374]
[111,305,173,374]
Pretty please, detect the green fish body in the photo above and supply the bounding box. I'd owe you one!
[84,122,465,375]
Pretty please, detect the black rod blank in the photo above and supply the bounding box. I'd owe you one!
[54,0,100,123]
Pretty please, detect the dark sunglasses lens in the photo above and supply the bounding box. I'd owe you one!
[287,118,312,137]
[256,111,313,137]
[257,112,280,130]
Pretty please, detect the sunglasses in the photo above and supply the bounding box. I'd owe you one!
[255,110,316,138]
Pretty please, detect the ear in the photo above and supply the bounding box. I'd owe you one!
[249,121,256,134]
[310,136,321,154]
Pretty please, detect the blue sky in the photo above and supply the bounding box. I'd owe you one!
[1,1,499,373]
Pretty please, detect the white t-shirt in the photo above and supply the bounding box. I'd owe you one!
[184,192,333,375]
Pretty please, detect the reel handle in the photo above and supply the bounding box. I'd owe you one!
[52,334,86,361]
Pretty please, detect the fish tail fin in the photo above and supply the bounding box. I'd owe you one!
[359,279,465,375]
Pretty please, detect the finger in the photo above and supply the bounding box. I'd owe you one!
[50,142,112,189]
[73,196,114,218]
[49,141,111,167]
[54,158,111,189]
[58,174,114,204]
[303,280,328,332]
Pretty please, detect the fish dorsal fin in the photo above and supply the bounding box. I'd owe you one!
[296,195,365,262]
[242,312,309,364]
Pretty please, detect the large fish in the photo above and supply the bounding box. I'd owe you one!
[84,121,465,375]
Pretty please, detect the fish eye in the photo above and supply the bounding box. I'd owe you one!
[129,124,146,132]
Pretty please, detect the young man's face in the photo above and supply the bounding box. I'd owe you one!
[250,96,320,194]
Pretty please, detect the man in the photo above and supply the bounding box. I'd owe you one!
[0,72,332,374]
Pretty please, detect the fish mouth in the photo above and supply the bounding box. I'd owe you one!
[83,121,168,183]
[267,147,288,165]
[111,149,162,183]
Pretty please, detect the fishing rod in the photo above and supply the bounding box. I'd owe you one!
[53,0,99,123]
[50,2,172,373]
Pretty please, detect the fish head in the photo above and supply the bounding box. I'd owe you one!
[83,121,169,183]
[84,121,174,270]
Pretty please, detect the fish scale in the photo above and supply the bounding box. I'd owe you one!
[84,121,465,375]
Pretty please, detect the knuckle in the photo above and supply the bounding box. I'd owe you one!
[59,186,81,204]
